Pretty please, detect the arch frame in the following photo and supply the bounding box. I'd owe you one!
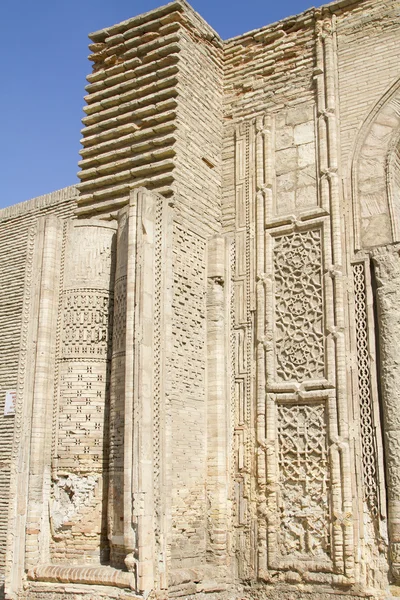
[351,77,400,251]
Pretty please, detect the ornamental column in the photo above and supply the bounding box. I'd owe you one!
[372,244,400,582]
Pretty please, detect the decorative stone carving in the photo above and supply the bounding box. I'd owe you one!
[51,221,116,565]
[274,230,324,382]
[352,80,400,249]
[3,1,400,598]
[372,244,400,582]
[352,262,380,517]
[277,402,330,558]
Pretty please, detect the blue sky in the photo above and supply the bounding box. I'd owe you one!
[0,0,326,209]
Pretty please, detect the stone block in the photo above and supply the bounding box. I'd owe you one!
[275,147,297,175]
[297,141,315,168]
[275,125,294,150]
[293,120,315,145]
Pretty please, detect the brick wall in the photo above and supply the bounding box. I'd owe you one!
[168,222,207,567]
[0,187,76,594]
[172,10,223,235]
[222,8,316,230]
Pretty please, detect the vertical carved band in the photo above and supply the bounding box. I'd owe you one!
[207,236,229,564]
[25,217,64,569]
[315,13,354,578]
[234,120,256,578]
[6,225,38,595]
[109,189,172,593]
[274,230,324,382]
[352,263,380,517]
[108,210,128,568]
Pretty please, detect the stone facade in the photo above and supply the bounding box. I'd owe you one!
[1,0,400,598]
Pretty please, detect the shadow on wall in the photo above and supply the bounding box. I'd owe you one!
[352,76,400,250]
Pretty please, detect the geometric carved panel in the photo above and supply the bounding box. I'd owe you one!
[61,290,113,361]
[274,230,325,381]
[111,277,127,357]
[55,286,113,474]
[277,402,330,559]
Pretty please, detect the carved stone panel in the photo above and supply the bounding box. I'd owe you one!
[274,230,325,382]
[277,402,330,559]
[233,120,256,579]
[352,263,380,517]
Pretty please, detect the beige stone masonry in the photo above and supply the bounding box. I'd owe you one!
[0,188,76,586]
[206,236,230,565]
[77,0,223,223]
[372,245,400,584]
[2,0,400,599]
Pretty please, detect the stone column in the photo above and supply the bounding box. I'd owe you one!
[206,236,229,565]
[109,188,172,594]
[117,190,156,592]
[372,244,400,581]
[6,217,63,597]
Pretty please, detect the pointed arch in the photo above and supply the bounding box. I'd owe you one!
[352,77,400,250]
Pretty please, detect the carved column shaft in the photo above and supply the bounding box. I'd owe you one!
[110,188,172,593]
[6,218,63,597]
[206,235,229,564]
[25,217,63,569]
[372,245,400,581]
[117,190,156,591]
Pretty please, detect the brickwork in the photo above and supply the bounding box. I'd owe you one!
[2,0,400,599]
[222,11,316,230]
[169,222,207,567]
[77,0,223,228]
[0,187,76,595]
[172,15,223,235]
[223,9,315,120]
[336,0,400,167]
[77,3,182,216]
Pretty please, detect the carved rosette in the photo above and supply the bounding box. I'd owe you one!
[244,10,355,585]
[274,230,325,382]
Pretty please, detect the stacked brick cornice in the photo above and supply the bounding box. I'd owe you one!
[77,1,223,220]
[77,4,181,216]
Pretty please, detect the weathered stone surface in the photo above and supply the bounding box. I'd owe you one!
[1,0,400,599]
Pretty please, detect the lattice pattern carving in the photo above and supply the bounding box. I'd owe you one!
[112,277,127,356]
[109,274,126,477]
[172,224,206,386]
[277,403,330,558]
[61,290,113,360]
[153,198,163,552]
[274,230,324,381]
[170,223,207,555]
[353,263,379,516]
[109,354,124,472]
